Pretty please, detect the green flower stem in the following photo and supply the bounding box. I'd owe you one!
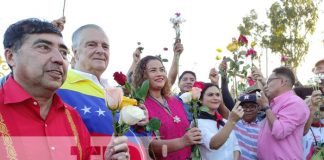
[191,100,201,159]
[192,100,198,128]
[112,110,118,136]
[234,71,238,99]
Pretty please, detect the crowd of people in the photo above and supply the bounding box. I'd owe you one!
[0,17,323,160]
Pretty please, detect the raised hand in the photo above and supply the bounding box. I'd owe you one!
[256,91,269,110]
[51,16,66,32]
[132,47,142,64]
[310,90,322,107]
[219,58,227,73]
[251,64,266,86]
[209,68,220,86]
[173,39,184,56]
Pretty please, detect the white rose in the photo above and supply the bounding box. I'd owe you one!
[119,106,146,125]
[180,92,192,104]
[191,87,202,100]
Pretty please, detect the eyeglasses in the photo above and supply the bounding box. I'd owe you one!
[266,77,281,85]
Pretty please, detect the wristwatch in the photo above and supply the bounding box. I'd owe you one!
[261,106,270,112]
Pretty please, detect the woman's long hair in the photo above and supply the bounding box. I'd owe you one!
[132,55,172,97]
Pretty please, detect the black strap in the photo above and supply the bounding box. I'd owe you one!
[310,127,318,146]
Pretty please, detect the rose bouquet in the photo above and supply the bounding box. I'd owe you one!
[105,87,146,136]
[112,71,161,136]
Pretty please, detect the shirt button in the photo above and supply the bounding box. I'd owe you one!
[44,124,48,127]
[33,101,38,106]
[50,146,55,151]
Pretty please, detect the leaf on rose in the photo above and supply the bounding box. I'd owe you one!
[135,80,149,103]
[146,118,161,131]
[243,64,251,71]
[238,50,247,56]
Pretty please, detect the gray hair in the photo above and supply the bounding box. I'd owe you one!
[71,24,103,49]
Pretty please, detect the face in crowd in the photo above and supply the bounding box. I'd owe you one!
[201,83,222,113]
[132,56,171,96]
[4,18,69,92]
[264,67,295,101]
[178,71,196,93]
[241,102,259,123]
[145,59,167,91]
[72,25,110,77]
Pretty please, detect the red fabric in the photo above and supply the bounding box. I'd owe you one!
[0,77,91,160]
[215,112,223,129]
[311,121,324,127]
[193,81,205,90]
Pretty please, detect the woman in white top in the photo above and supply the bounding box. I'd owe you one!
[198,83,244,160]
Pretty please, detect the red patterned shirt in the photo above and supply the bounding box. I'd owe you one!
[0,76,92,160]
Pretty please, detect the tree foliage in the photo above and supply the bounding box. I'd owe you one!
[262,0,320,73]
[238,9,268,46]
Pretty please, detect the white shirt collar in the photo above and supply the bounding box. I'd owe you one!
[71,69,109,89]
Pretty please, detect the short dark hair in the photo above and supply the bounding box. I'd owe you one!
[3,18,62,51]
[178,71,196,82]
[272,66,295,87]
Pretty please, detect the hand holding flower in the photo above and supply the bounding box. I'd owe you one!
[181,127,202,147]
[135,104,149,126]
[119,106,146,126]
[104,136,129,160]
[173,39,184,56]
[209,68,220,85]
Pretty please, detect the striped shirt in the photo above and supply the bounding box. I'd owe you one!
[234,119,264,160]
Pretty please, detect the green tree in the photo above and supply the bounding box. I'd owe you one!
[238,9,268,45]
[262,0,320,82]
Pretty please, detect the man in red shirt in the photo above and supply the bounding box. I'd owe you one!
[0,18,129,160]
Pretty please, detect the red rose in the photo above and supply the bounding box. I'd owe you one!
[238,35,248,46]
[193,81,205,90]
[246,48,257,57]
[248,76,255,86]
[113,71,127,86]
[281,55,289,62]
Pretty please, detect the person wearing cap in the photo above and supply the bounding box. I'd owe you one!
[256,66,309,160]
[234,93,265,160]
